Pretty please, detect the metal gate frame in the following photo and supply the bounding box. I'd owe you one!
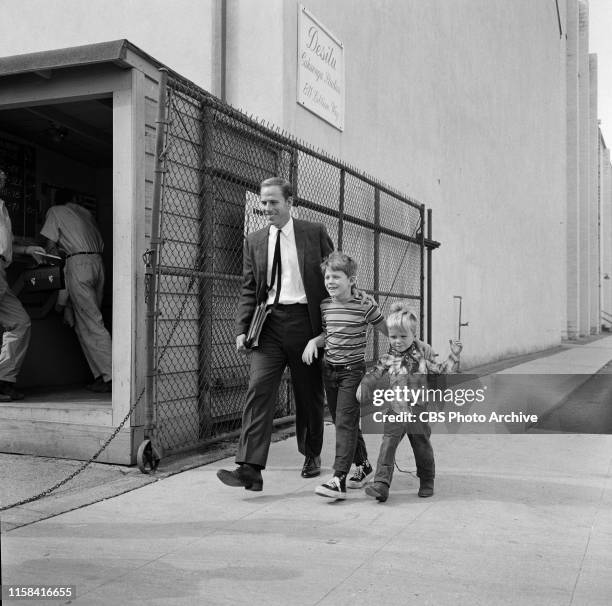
[143,69,440,457]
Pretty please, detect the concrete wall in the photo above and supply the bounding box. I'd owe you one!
[589,54,600,334]
[0,0,220,94]
[566,0,580,339]
[0,1,590,367]
[565,1,604,338]
[601,138,612,325]
[225,0,568,365]
[578,1,591,336]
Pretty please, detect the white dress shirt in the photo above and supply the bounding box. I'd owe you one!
[266,217,307,305]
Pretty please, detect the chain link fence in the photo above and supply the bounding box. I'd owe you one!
[147,71,433,455]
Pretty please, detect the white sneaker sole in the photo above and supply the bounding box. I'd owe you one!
[315,485,347,499]
[347,471,373,489]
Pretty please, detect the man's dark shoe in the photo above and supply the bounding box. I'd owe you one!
[217,464,263,491]
[418,478,434,498]
[365,481,389,502]
[0,381,24,401]
[301,455,321,478]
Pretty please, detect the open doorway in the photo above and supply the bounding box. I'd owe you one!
[0,98,113,403]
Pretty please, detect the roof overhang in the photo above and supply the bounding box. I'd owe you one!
[0,39,164,78]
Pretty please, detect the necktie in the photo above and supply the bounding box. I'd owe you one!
[269,229,282,305]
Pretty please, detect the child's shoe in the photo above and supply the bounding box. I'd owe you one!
[418,478,434,498]
[347,460,373,489]
[315,473,347,500]
[365,481,389,502]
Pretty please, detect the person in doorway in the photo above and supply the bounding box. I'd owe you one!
[0,168,46,400]
[40,188,112,393]
[217,176,333,491]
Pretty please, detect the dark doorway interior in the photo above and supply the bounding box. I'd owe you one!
[0,98,113,395]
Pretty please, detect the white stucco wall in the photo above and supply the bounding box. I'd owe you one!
[601,142,612,323]
[0,0,580,366]
[226,0,568,365]
[578,1,591,336]
[0,0,219,92]
[589,54,600,334]
[566,0,580,339]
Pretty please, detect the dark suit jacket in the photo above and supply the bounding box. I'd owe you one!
[235,219,334,337]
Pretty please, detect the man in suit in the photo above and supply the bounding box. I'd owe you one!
[217,176,333,491]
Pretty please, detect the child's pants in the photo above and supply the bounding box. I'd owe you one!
[373,409,435,487]
[323,361,368,474]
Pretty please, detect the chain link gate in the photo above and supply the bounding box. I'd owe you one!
[143,69,434,461]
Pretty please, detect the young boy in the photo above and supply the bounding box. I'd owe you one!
[302,251,387,499]
[360,303,462,502]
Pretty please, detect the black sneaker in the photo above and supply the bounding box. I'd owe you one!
[347,460,373,489]
[315,474,347,500]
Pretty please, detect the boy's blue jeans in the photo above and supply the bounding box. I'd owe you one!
[323,361,368,474]
[373,408,435,487]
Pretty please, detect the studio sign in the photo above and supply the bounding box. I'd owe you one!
[297,6,345,131]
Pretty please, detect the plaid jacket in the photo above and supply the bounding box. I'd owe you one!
[370,340,459,379]
[360,340,459,412]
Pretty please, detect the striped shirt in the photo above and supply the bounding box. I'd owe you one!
[321,296,385,365]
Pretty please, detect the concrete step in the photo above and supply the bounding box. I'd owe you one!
[0,392,112,426]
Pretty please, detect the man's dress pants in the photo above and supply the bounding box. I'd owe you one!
[237,304,324,469]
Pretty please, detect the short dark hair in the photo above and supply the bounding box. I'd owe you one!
[54,188,76,205]
[260,177,292,200]
[321,251,358,278]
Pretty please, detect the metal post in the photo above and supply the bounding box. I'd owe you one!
[198,101,215,438]
[373,187,380,358]
[453,295,469,341]
[419,205,425,341]
[427,208,433,344]
[338,169,345,250]
[144,68,169,438]
[220,0,227,102]
[290,149,299,208]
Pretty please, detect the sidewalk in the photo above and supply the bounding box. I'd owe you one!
[1,337,612,604]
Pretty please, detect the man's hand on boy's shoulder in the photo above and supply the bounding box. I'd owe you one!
[352,287,377,307]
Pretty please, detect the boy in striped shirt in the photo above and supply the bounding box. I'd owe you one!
[302,251,387,499]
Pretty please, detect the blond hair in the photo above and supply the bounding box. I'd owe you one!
[386,302,418,336]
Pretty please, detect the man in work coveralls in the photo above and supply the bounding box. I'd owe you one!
[0,168,46,400]
[40,188,112,393]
